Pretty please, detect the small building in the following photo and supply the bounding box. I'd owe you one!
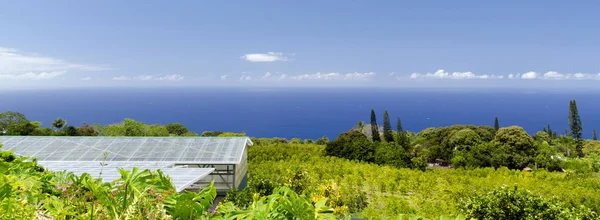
[523,167,533,172]
[0,136,253,194]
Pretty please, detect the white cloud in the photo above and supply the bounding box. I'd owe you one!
[573,73,586,79]
[409,69,503,79]
[112,76,130,81]
[542,71,566,79]
[521,71,538,79]
[290,72,375,80]
[0,47,109,76]
[156,74,184,81]
[220,75,229,80]
[112,74,184,81]
[81,77,92,81]
[0,71,65,80]
[230,72,375,81]
[518,71,600,80]
[261,72,272,80]
[240,75,253,81]
[241,52,288,62]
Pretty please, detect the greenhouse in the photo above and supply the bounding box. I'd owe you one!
[0,136,253,194]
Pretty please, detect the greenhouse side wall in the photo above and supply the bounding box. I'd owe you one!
[235,146,248,189]
[195,164,235,194]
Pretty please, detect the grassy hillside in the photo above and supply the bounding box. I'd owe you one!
[229,142,600,219]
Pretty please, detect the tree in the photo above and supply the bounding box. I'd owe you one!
[449,129,482,151]
[165,123,189,136]
[370,109,380,142]
[52,118,66,130]
[326,130,375,162]
[493,117,499,131]
[64,126,79,136]
[382,111,394,142]
[569,100,584,157]
[123,118,146,136]
[396,117,403,132]
[593,129,597,141]
[10,122,38,135]
[0,111,28,134]
[492,126,536,169]
[396,117,410,151]
[315,136,329,145]
[78,122,99,136]
[354,121,365,132]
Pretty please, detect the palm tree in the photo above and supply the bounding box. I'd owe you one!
[52,118,66,130]
[355,121,365,132]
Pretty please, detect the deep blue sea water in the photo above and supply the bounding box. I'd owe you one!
[0,87,598,140]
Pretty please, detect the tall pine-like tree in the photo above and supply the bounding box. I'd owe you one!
[397,117,403,132]
[383,111,394,142]
[396,117,410,151]
[593,129,597,141]
[370,109,381,142]
[569,100,584,157]
[494,117,499,131]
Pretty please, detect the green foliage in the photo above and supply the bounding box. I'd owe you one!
[78,122,99,136]
[218,187,337,220]
[252,137,289,145]
[370,109,381,142]
[165,123,189,136]
[396,117,411,151]
[569,99,584,157]
[315,136,329,145]
[354,121,365,133]
[374,141,411,168]
[217,132,247,137]
[96,118,177,137]
[491,126,536,169]
[290,138,303,144]
[52,118,66,130]
[182,131,200,136]
[165,181,217,219]
[493,117,499,131]
[583,140,600,156]
[1,145,338,219]
[9,121,39,135]
[383,110,394,142]
[0,111,29,134]
[64,125,79,136]
[326,130,374,162]
[458,185,597,220]
[242,142,600,219]
[415,125,495,161]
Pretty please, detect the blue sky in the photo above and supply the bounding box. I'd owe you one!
[1,1,600,89]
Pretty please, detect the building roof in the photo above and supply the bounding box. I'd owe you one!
[0,136,253,164]
[39,161,214,192]
[0,136,253,192]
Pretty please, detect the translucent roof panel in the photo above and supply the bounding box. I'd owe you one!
[41,161,214,192]
[0,136,253,164]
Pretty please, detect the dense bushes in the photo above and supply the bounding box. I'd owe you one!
[458,185,597,219]
[1,145,337,219]
[229,142,600,219]
[325,130,375,162]
[330,124,572,171]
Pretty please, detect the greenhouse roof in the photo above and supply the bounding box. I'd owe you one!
[0,136,253,164]
[39,161,214,192]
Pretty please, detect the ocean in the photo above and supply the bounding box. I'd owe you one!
[0,87,598,140]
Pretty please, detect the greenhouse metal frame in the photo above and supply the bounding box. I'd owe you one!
[0,136,253,194]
